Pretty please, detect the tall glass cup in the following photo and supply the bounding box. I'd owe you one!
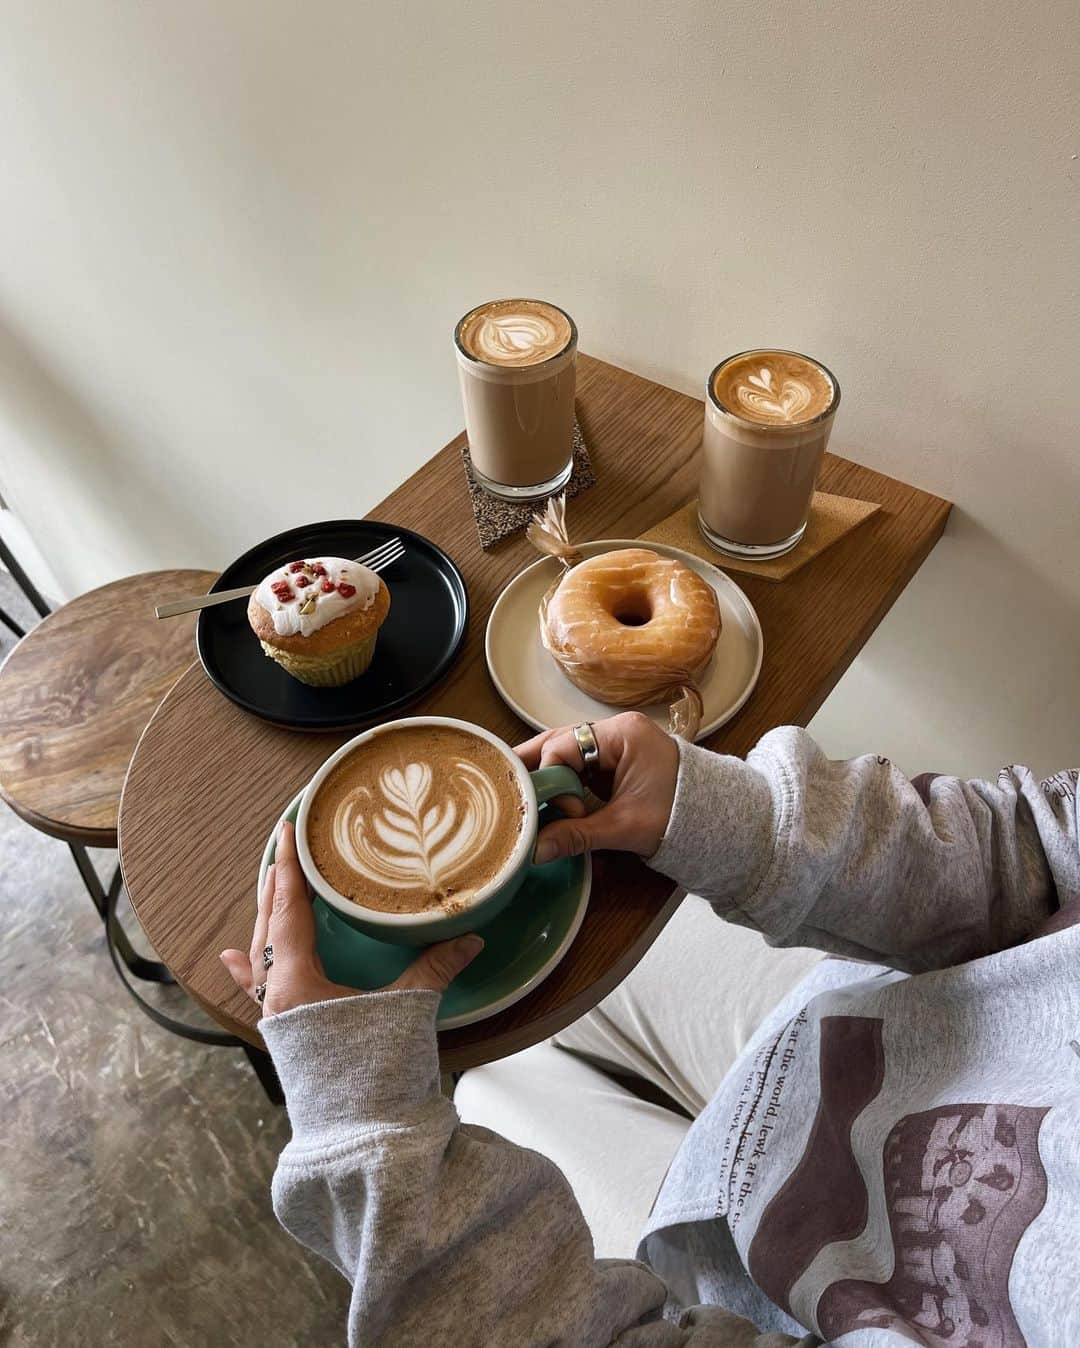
[454,298,577,501]
[698,349,841,559]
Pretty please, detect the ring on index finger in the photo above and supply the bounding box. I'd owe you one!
[572,722,600,771]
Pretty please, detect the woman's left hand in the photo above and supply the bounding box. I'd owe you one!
[221,821,484,1017]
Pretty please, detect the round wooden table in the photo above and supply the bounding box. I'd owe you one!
[0,569,259,1051]
[0,570,217,846]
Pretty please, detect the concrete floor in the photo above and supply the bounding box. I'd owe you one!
[0,578,351,1347]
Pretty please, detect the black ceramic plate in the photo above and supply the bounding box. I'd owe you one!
[196,520,468,732]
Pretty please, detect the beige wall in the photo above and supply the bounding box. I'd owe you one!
[2,2,1077,778]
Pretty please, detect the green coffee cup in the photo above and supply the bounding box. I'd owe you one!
[296,716,584,946]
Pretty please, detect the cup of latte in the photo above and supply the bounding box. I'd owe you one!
[698,349,841,559]
[295,717,585,945]
[454,298,578,501]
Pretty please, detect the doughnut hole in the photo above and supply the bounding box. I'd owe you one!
[612,586,653,627]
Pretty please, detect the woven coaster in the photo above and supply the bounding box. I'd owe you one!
[641,491,880,582]
[461,423,596,550]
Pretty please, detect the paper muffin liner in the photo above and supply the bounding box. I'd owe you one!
[260,631,379,687]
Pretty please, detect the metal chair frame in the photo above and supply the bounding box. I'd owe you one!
[1,529,283,1104]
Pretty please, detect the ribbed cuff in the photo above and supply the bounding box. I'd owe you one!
[647,736,776,906]
[260,989,441,1143]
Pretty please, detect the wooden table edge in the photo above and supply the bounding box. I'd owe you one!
[117,662,202,891]
[768,494,952,730]
[439,884,686,1070]
[0,786,118,849]
[142,866,688,1065]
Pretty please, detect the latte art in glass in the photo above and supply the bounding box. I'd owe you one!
[307,725,526,913]
[734,367,815,422]
[457,298,573,368]
[699,347,841,557]
[332,759,501,893]
[712,350,835,427]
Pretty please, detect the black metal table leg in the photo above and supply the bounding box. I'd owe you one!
[0,606,25,638]
[97,859,241,1047]
[0,528,52,620]
[241,1044,285,1106]
[69,843,174,984]
[66,842,284,1102]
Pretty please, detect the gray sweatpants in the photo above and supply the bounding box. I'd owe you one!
[455,896,823,1259]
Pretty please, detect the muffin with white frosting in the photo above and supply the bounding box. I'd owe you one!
[247,557,390,687]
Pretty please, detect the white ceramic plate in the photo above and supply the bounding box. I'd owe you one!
[485,540,764,742]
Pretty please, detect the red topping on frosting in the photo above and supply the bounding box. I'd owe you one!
[270,582,294,602]
[337,582,357,599]
[311,562,327,576]
[294,574,312,588]
[320,579,336,593]
[287,560,307,573]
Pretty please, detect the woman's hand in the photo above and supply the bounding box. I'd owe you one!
[221,821,484,1017]
[516,711,680,863]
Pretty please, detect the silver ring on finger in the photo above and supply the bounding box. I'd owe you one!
[254,982,267,1004]
[572,721,600,770]
[262,944,274,970]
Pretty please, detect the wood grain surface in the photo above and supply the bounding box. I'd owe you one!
[0,569,218,846]
[118,356,950,1068]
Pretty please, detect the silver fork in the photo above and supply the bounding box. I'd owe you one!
[154,537,405,619]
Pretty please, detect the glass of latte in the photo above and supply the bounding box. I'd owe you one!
[698,349,841,559]
[296,717,584,945]
[454,298,578,501]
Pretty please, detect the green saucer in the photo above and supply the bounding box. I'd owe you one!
[257,792,591,1029]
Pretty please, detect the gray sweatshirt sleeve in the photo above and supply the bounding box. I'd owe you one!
[261,989,809,1348]
[649,728,1079,971]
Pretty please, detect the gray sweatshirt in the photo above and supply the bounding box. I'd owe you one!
[261,728,1080,1346]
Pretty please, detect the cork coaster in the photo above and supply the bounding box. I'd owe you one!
[641,491,880,582]
[461,423,596,550]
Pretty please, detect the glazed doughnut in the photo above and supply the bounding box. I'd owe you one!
[541,548,721,706]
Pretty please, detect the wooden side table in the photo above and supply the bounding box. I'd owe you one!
[0,569,268,1061]
[118,356,952,1071]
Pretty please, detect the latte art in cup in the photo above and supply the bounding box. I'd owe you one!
[457,299,573,368]
[333,759,500,892]
[307,725,526,914]
[710,351,835,427]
